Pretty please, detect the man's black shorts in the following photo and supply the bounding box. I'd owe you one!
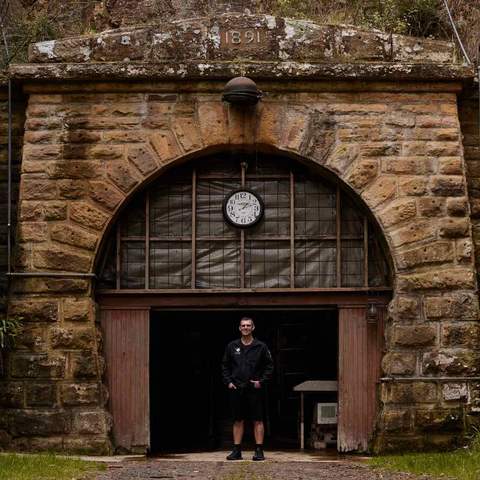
[229,386,264,421]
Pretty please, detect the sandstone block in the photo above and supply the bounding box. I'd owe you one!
[418,197,444,217]
[18,222,48,243]
[382,352,416,375]
[12,278,90,295]
[424,293,479,320]
[150,131,181,164]
[23,145,62,162]
[360,142,400,157]
[197,102,227,147]
[51,224,98,251]
[11,410,71,436]
[398,176,427,196]
[389,221,435,248]
[24,131,58,144]
[61,130,101,144]
[26,383,57,407]
[456,239,473,263]
[33,246,91,273]
[431,176,465,196]
[423,350,480,375]
[127,145,158,175]
[282,108,310,152]
[439,157,463,175]
[389,295,420,318]
[442,324,480,348]
[386,112,415,128]
[362,177,396,208]
[50,327,95,350]
[44,202,68,220]
[380,199,416,228]
[28,436,64,452]
[442,383,468,401]
[415,408,463,432]
[0,382,24,408]
[382,410,413,432]
[388,382,437,403]
[58,180,89,199]
[21,179,56,200]
[106,162,140,193]
[173,116,203,152]
[326,144,360,174]
[383,157,434,175]
[447,198,468,216]
[61,383,100,406]
[11,354,66,379]
[398,268,475,291]
[63,437,112,455]
[73,411,111,435]
[71,351,99,379]
[9,299,58,323]
[393,325,437,347]
[347,160,378,190]
[89,181,124,211]
[102,131,143,143]
[63,299,92,323]
[70,202,109,231]
[439,218,469,238]
[397,242,453,270]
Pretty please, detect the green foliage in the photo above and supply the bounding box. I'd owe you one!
[0,314,22,350]
[369,434,480,480]
[0,453,105,480]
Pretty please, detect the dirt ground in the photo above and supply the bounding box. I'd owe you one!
[92,458,427,480]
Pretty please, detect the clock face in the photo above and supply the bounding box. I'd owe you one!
[223,189,264,228]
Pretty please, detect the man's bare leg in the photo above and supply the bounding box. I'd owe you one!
[253,421,264,444]
[233,420,244,444]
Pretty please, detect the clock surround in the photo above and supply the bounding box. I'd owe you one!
[223,188,265,228]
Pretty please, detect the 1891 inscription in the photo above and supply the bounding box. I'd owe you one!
[221,29,263,46]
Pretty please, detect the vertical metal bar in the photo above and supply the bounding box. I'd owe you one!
[116,222,121,290]
[290,171,295,288]
[336,186,341,287]
[240,163,246,288]
[191,169,197,288]
[300,391,304,450]
[7,79,12,274]
[363,216,369,288]
[145,192,150,290]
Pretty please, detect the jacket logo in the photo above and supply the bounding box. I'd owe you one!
[235,347,241,354]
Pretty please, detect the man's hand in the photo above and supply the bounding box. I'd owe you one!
[250,380,261,389]
[228,382,237,389]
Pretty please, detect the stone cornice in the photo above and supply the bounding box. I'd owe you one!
[9,61,474,83]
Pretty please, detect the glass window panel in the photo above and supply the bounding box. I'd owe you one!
[247,157,290,176]
[97,238,117,289]
[150,241,191,288]
[245,241,290,288]
[368,235,390,287]
[196,179,240,238]
[295,176,336,237]
[196,241,240,288]
[121,196,145,237]
[150,180,191,237]
[196,157,240,178]
[120,241,145,288]
[247,180,290,237]
[341,240,364,287]
[294,241,336,288]
[341,196,363,237]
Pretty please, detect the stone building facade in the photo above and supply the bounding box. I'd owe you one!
[0,4,479,454]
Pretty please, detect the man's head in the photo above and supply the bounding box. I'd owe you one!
[239,316,255,337]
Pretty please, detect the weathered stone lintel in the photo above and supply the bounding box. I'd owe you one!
[9,61,474,83]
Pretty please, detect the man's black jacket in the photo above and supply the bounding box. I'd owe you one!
[221,338,274,389]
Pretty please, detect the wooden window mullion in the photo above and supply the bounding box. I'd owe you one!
[145,192,150,290]
[240,162,246,289]
[364,216,369,287]
[290,171,295,288]
[191,169,197,289]
[116,222,121,290]
[336,186,341,287]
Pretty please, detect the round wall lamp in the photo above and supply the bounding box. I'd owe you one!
[222,76,263,105]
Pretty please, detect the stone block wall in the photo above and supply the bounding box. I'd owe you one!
[0,86,26,311]
[0,83,478,452]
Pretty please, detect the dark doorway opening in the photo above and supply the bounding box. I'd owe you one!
[149,309,338,453]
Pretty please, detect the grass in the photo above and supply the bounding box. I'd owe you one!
[369,440,480,480]
[0,453,106,480]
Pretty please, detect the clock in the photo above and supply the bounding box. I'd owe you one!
[223,189,264,228]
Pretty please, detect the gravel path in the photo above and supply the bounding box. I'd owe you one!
[93,459,429,480]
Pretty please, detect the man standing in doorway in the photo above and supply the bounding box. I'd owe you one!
[221,316,274,461]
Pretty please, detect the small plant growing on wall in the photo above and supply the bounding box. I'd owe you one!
[0,313,22,376]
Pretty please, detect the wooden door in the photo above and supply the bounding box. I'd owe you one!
[101,308,150,453]
[338,306,384,452]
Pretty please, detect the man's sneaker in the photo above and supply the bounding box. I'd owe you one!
[226,447,242,460]
[252,447,265,461]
